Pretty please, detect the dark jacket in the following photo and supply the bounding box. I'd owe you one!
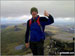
[25,15,54,43]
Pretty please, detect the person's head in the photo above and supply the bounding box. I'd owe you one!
[30,7,38,18]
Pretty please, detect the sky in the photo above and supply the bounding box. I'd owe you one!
[0,0,74,24]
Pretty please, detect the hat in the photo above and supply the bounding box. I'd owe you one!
[30,7,38,14]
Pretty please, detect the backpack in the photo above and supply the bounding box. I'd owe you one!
[29,17,43,32]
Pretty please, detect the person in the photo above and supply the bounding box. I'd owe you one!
[25,7,54,55]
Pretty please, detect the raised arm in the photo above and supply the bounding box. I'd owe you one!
[40,10,54,25]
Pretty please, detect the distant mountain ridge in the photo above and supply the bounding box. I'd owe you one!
[1,23,27,29]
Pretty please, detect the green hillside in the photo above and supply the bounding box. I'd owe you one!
[1,23,74,55]
[1,23,32,55]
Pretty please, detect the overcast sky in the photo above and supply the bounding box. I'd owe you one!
[1,0,74,24]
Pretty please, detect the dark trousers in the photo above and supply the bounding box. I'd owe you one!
[30,40,44,56]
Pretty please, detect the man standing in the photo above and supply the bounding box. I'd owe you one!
[25,7,54,55]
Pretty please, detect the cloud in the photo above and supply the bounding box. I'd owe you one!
[1,15,74,24]
[3,15,31,20]
[1,1,74,18]
[1,15,32,24]
[1,1,74,24]
[55,17,74,22]
[64,18,72,21]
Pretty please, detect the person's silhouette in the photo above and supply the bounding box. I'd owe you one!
[25,7,54,55]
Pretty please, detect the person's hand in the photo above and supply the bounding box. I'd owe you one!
[25,43,29,48]
[44,10,49,16]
